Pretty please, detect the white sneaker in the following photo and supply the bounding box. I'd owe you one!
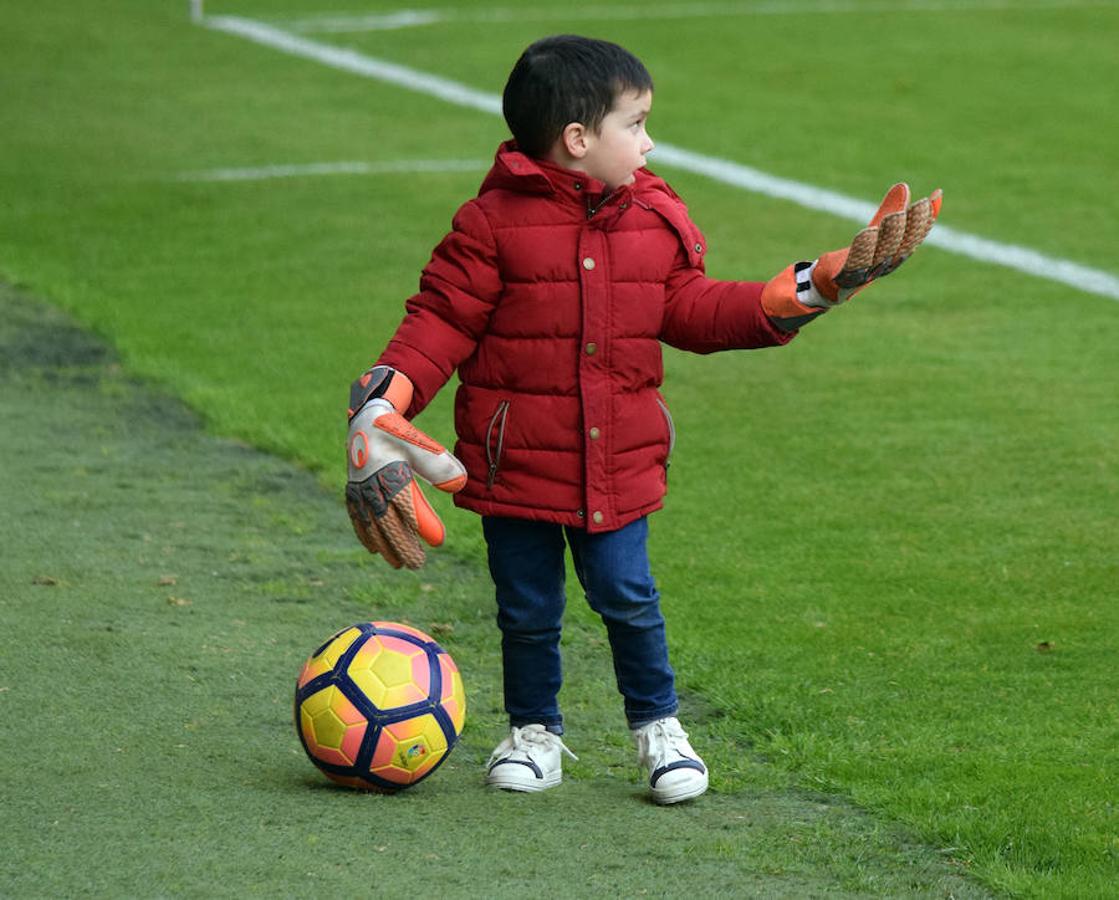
[485,724,578,792]
[632,716,709,804]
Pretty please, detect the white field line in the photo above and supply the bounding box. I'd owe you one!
[280,0,1117,33]
[205,15,502,115]
[178,159,489,182]
[200,14,1119,303]
[286,10,443,33]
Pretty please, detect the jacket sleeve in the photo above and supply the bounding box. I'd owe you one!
[660,246,796,354]
[376,199,501,417]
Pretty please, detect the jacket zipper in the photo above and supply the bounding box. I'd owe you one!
[485,400,511,490]
[587,188,630,219]
[656,397,676,470]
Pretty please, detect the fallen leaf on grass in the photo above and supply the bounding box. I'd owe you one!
[1035,641,1054,653]
[32,575,59,586]
[158,575,178,586]
[166,596,192,607]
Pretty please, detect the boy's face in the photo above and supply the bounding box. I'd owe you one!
[579,89,654,191]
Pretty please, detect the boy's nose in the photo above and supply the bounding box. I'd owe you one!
[643,133,655,154]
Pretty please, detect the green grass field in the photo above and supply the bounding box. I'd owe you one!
[2,1,1117,896]
[1,286,986,897]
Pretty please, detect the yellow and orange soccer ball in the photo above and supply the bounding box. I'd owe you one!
[295,622,466,792]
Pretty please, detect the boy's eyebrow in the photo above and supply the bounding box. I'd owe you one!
[611,92,651,120]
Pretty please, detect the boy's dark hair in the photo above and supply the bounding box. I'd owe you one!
[502,35,654,158]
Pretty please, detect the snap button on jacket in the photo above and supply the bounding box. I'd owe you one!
[378,142,794,533]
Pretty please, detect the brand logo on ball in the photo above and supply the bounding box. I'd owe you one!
[399,741,429,768]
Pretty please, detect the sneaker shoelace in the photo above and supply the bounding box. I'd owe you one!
[637,718,691,768]
[488,724,579,767]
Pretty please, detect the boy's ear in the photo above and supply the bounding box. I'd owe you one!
[560,122,591,159]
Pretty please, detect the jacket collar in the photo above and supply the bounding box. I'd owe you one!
[481,140,669,219]
[476,142,704,264]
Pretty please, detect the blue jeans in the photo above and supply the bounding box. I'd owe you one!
[482,515,678,732]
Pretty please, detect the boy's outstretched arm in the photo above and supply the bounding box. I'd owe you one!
[345,365,467,570]
[760,183,943,332]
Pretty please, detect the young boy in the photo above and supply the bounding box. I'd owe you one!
[345,35,941,804]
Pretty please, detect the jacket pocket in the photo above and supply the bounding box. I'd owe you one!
[485,400,511,490]
[656,397,676,468]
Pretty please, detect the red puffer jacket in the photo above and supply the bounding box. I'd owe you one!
[378,142,794,533]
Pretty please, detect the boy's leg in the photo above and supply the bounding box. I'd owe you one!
[482,516,567,733]
[564,516,677,726]
[566,517,707,803]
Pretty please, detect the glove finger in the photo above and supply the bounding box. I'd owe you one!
[374,412,467,492]
[345,482,372,527]
[880,190,941,276]
[359,513,404,567]
[871,209,907,270]
[346,491,402,567]
[369,462,416,568]
[345,485,385,556]
[834,227,878,289]
[896,196,933,259]
[408,480,447,548]
[369,463,443,561]
[413,452,467,494]
[346,508,375,551]
[866,183,910,227]
[371,514,410,569]
[863,183,908,227]
[382,494,427,569]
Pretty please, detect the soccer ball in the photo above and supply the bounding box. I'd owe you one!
[294,621,466,792]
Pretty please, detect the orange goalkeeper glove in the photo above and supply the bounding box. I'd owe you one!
[761,183,943,332]
[345,366,467,569]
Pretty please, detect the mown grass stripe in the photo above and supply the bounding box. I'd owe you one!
[200,13,1119,303]
[177,159,490,182]
[278,0,1119,34]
